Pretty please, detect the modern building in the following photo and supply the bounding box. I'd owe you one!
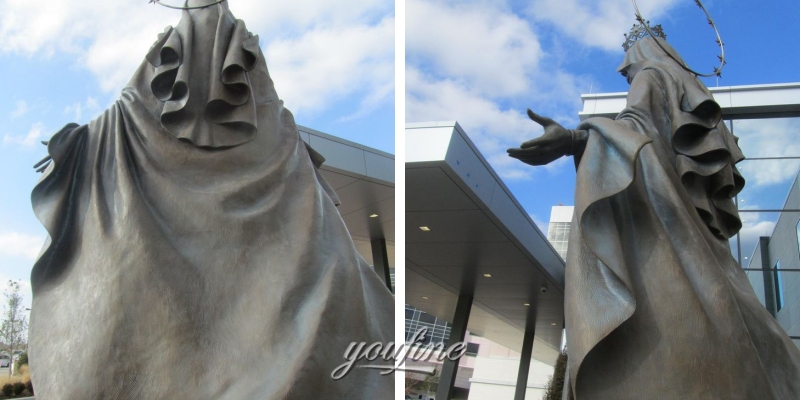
[460,206,576,399]
[404,305,557,400]
[406,121,567,400]
[546,206,574,260]
[745,171,800,347]
[405,305,453,346]
[297,125,395,291]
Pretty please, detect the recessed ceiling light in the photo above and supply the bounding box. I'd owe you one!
[422,296,429,300]
[419,226,431,232]
[483,274,492,278]
[551,322,558,326]
[523,303,530,306]
[369,214,379,218]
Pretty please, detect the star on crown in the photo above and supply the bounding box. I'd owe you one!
[622,22,666,51]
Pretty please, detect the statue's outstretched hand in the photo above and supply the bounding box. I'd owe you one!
[507,109,572,166]
[33,140,52,173]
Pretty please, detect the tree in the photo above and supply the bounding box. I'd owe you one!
[418,369,439,400]
[0,281,27,376]
[405,375,420,396]
[543,349,568,400]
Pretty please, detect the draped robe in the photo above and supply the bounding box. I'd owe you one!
[28,4,394,399]
[563,38,800,399]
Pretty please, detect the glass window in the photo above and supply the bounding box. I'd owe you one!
[466,342,480,356]
[796,220,800,257]
[775,260,784,313]
[418,312,437,324]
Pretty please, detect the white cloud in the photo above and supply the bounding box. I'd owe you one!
[406,1,588,181]
[528,0,682,51]
[0,0,177,91]
[63,97,101,122]
[407,0,542,97]
[63,103,81,122]
[529,213,549,234]
[226,0,390,35]
[406,67,577,180]
[0,0,393,120]
[264,17,394,114]
[10,100,28,118]
[406,67,540,180]
[0,232,44,261]
[735,118,800,187]
[3,122,44,147]
[85,97,99,110]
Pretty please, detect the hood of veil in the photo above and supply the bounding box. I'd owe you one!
[129,0,279,148]
[616,37,746,239]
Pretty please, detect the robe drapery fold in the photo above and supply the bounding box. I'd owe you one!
[29,3,393,399]
[564,38,800,399]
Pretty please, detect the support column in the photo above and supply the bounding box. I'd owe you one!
[514,325,536,400]
[370,238,393,292]
[760,236,776,317]
[436,294,473,400]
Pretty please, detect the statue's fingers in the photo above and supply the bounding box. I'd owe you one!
[508,144,562,165]
[33,156,52,169]
[508,146,541,156]
[514,154,548,166]
[527,109,555,127]
[508,149,535,160]
[520,136,550,149]
[35,160,51,173]
[507,149,526,158]
[521,152,559,166]
[509,148,548,162]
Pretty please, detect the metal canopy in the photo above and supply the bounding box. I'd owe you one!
[580,82,800,120]
[298,125,395,268]
[406,121,565,364]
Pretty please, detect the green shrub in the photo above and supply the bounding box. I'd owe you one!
[543,349,568,400]
[24,380,32,395]
[1,383,12,397]
[11,381,24,396]
[14,352,27,373]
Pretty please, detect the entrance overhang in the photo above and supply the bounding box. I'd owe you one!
[406,121,565,363]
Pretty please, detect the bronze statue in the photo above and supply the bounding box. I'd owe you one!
[509,34,800,399]
[28,1,394,399]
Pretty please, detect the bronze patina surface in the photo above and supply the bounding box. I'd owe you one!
[28,2,394,399]
[509,37,800,399]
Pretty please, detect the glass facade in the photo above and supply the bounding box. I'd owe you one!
[729,117,800,265]
[775,260,784,313]
[405,304,452,345]
[547,221,570,259]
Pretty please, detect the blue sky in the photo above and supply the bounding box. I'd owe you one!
[406,0,800,264]
[0,0,394,309]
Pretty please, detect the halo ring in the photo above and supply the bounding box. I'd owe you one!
[631,0,725,78]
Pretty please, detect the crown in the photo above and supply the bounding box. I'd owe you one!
[624,0,725,78]
[622,23,666,51]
